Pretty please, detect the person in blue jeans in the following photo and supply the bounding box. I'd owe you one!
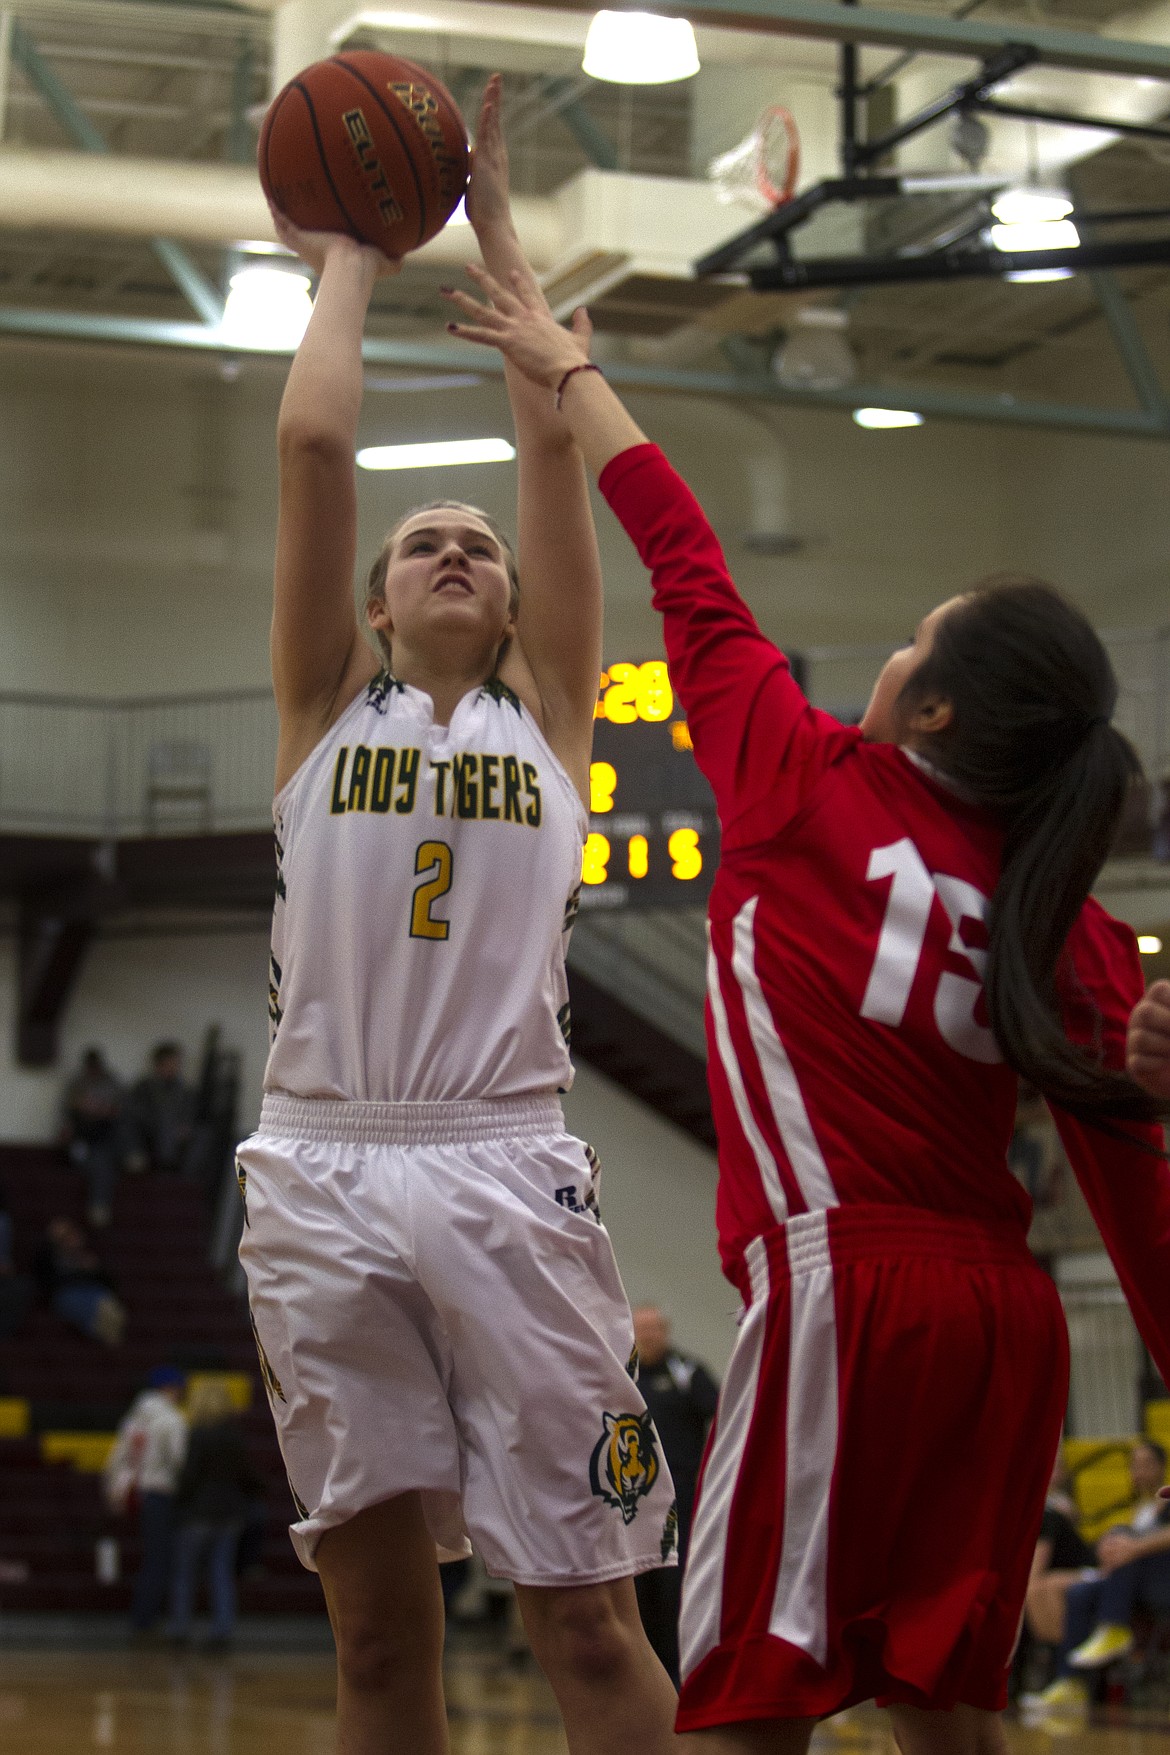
[1028,1438,1170,1711]
[168,1381,262,1648]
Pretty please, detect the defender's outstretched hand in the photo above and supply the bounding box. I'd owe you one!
[1128,979,1170,1099]
[444,264,592,389]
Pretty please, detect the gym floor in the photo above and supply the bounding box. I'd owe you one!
[0,1642,1161,1755]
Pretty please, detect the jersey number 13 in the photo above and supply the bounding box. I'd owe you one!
[860,837,1001,1064]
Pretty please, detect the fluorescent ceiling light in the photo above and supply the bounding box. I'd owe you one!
[233,237,295,257]
[357,437,516,470]
[1138,934,1164,955]
[220,264,313,351]
[583,10,700,83]
[1005,267,1075,284]
[852,407,923,430]
[363,372,484,392]
[989,218,1080,253]
[448,195,471,227]
[991,186,1073,225]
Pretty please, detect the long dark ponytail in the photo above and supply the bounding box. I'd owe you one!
[899,577,1168,1127]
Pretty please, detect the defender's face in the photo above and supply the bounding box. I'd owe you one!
[859,597,960,744]
[371,509,515,659]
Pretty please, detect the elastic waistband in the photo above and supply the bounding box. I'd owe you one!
[759,1203,1034,1286]
[258,1092,564,1146]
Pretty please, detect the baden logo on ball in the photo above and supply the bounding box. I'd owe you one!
[259,51,470,256]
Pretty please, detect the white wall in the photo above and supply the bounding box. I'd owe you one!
[4,337,1167,711]
[0,925,272,1144]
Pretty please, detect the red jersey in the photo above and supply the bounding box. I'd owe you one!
[601,444,1170,1385]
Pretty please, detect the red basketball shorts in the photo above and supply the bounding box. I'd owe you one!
[677,1204,1068,1730]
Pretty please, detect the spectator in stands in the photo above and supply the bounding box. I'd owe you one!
[168,1380,261,1649]
[630,1303,719,1684]
[1025,1452,1097,1645]
[1027,1438,1170,1711]
[34,1216,126,1346]
[0,1189,32,1339]
[103,1366,188,1638]
[125,1043,197,1178]
[61,1047,125,1227]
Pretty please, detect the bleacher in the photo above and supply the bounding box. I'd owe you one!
[0,1144,322,1616]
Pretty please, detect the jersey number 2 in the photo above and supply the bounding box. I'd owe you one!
[860,837,1000,1064]
[411,841,453,941]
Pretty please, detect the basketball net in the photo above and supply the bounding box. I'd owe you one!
[708,105,801,214]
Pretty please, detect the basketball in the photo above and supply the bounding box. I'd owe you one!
[259,51,470,257]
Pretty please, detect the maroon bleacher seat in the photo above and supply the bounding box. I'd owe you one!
[0,1144,323,1616]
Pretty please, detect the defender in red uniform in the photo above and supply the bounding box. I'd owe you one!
[446,269,1170,1755]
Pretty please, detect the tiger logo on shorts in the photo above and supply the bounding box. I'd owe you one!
[589,1411,660,1524]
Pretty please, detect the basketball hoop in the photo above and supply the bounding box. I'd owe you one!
[708,106,801,214]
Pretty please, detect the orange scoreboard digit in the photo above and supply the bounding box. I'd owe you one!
[582,661,719,910]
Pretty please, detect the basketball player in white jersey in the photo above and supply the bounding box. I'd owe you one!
[236,78,680,1755]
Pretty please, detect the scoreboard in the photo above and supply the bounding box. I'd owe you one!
[582,661,718,911]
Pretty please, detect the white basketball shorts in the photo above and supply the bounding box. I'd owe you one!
[236,1092,679,1586]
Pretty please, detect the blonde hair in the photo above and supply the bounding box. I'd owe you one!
[364,500,520,669]
[186,1380,235,1426]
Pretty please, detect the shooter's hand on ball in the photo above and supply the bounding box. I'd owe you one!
[268,201,402,282]
[445,266,592,389]
[1127,979,1170,1099]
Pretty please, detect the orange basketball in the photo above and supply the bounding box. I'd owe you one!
[259,51,470,257]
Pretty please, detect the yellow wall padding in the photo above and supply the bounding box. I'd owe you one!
[0,1399,30,1439]
[1145,1400,1170,1452]
[183,1371,253,1414]
[40,1432,116,1473]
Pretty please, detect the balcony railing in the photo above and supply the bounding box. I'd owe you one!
[0,626,1165,840]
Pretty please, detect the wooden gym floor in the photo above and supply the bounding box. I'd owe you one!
[1,1644,1168,1755]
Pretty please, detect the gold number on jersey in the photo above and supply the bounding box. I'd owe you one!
[411,841,454,941]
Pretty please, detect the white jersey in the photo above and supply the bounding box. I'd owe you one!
[263,670,586,1104]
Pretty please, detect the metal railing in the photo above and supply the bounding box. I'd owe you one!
[804,625,1170,786]
[0,687,278,837]
[0,626,1165,839]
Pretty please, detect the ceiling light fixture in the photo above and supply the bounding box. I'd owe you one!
[363,372,484,392]
[1005,267,1075,284]
[582,10,700,84]
[989,218,1080,254]
[1138,934,1164,955]
[990,187,1074,226]
[852,407,924,430]
[220,263,314,351]
[356,437,517,470]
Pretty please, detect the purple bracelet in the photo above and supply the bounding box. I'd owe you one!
[555,362,602,412]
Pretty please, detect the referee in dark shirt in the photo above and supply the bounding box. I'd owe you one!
[633,1304,720,1684]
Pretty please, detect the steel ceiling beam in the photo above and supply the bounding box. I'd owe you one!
[0,303,1167,441]
[1089,271,1170,424]
[747,235,1170,287]
[9,19,223,325]
[683,0,1170,78]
